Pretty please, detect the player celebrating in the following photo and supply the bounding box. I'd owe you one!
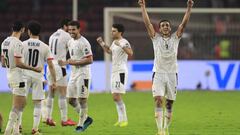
[22,20,57,134]
[1,21,42,135]
[46,19,76,126]
[96,24,133,127]
[60,21,93,132]
[138,0,194,134]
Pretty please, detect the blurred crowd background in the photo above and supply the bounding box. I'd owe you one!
[0,0,240,61]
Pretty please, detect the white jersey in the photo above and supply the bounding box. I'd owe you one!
[22,38,53,79]
[1,36,25,82]
[49,29,71,65]
[152,32,181,73]
[110,38,131,73]
[68,36,92,77]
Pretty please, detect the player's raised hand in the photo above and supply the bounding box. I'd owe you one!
[138,0,145,7]
[187,0,194,7]
[96,37,106,46]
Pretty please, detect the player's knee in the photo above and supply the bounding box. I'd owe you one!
[112,93,121,102]
[154,96,163,107]
[68,98,77,107]
[48,90,55,98]
[166,99,174,112]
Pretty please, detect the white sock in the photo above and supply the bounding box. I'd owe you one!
[58,96,68,122]
[164,109,172,129]
[18,112,22,126]
[41,99,48,121]
[78,103,88,127]
[33,102,41,130]
[47,97,54,119]
[155,107,163,133]
[13,111,22,134]
[4,108,19,135]
[115,100,128,122]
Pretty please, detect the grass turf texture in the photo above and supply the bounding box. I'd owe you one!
[0,91,240,135]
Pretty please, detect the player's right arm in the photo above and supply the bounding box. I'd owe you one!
[96,37,112,54]
[138,0,156,38]
[15,43,42,72]
[15,57,42,72]
[1,56,6,67]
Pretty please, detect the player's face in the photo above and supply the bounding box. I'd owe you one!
[111,27,121,39]
[68,25,80,39]
[159,21,171,36]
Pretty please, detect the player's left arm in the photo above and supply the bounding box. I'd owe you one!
[68,55,93,66]
[114,40,133,56]
[176,0,194,38]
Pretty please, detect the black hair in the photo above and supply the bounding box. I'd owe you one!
[60,18,71,28]
[27,20,41,36]
[112,24,125,34]
[159,19,171,27]
[12,21,24,32]
[68,21,80,29]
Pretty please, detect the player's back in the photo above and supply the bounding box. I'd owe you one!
[49,29,71,63]
[23,38,53,78]
[1,37,23,70]
[1,36,25,82]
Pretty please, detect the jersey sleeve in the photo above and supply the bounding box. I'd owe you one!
[83,40,93,58]
[121,39,131,49]
[151,33,161,46]
[45,46,54,61]
[14,42,23,58]
[173,31,182,40]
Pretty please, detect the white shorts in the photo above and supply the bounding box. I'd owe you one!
[25,75,45,100]
[111,71,128,94]
[7,70,27,96]
[67,73,90,98]
[9,81,27,97]
[152,72,178,100]
[47,64,67,86]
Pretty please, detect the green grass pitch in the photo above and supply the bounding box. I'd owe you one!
[0,91,240,135]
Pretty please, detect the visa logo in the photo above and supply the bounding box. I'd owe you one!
[209,63,240,89]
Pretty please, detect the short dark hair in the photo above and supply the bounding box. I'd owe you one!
[68,21,80,29]
[112,24,125,34]
[60,18,71,28]
[27,21,41,36]
[159,19,171,27]
[12,21,24,32]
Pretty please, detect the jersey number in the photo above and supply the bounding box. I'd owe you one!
[2,49,9,68]
[28,49,39,67]
[50,38,58,55]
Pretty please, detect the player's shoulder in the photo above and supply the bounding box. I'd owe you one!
[120,38,130,43]
[80,36,90,44]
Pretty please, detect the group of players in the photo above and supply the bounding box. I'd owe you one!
[1,0,193,135]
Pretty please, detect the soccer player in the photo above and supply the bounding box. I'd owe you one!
[1,21,42,135]
[138,0,194,134]
[60,21,93,132]
[46,19,76,126]
[96,24,133,127]
[22,20,57,134]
